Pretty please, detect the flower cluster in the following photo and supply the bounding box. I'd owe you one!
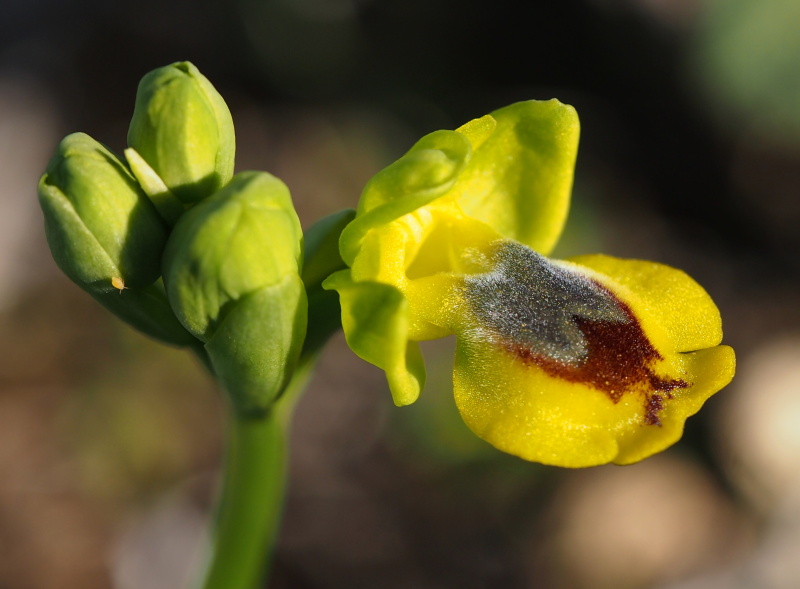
[38,62,306,416]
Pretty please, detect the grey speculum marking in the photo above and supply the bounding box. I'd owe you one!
[463,241,629,366]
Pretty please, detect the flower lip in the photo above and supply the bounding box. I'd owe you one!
[521,299,690,427]
[462,241,689,426]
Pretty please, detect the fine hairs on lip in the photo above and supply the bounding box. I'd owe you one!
[463,241,629,366]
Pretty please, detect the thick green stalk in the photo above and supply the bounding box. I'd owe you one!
[197,361,313,589]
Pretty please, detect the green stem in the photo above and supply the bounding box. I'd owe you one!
[197,360,314,589]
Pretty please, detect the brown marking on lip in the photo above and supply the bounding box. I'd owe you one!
[644,393,666,426]
[504,288,688,426]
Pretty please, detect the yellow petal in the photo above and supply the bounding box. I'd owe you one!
[455,100,580,255]
[453,336,735,467]
[614,345,735,465]
[568,254,724,352]
[323,270,425,406]
[350,207,501,340]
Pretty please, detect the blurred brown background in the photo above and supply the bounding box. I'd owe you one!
[2,0,800,587]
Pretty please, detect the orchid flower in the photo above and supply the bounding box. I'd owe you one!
[324,100,735,467]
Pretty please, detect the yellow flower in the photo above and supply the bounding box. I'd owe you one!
[324,100,734,467]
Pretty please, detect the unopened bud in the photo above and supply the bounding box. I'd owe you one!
[38,132,197,346]
[127,61,235,205]
[39,132,166,293]
[163,172,306,413]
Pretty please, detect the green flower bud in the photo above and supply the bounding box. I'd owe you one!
[127,61,235,205]
[38,132,198,346]
[39,133,165,290]
[163,172,306,414]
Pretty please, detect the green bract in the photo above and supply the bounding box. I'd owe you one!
[128,61,235,206]
[38,132,197,346]
[163,172,306,415]
[301,208,356,356]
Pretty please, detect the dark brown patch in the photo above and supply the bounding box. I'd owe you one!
[505,287,688,426]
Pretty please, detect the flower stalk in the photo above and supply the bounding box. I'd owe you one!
[198,358,313,589]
